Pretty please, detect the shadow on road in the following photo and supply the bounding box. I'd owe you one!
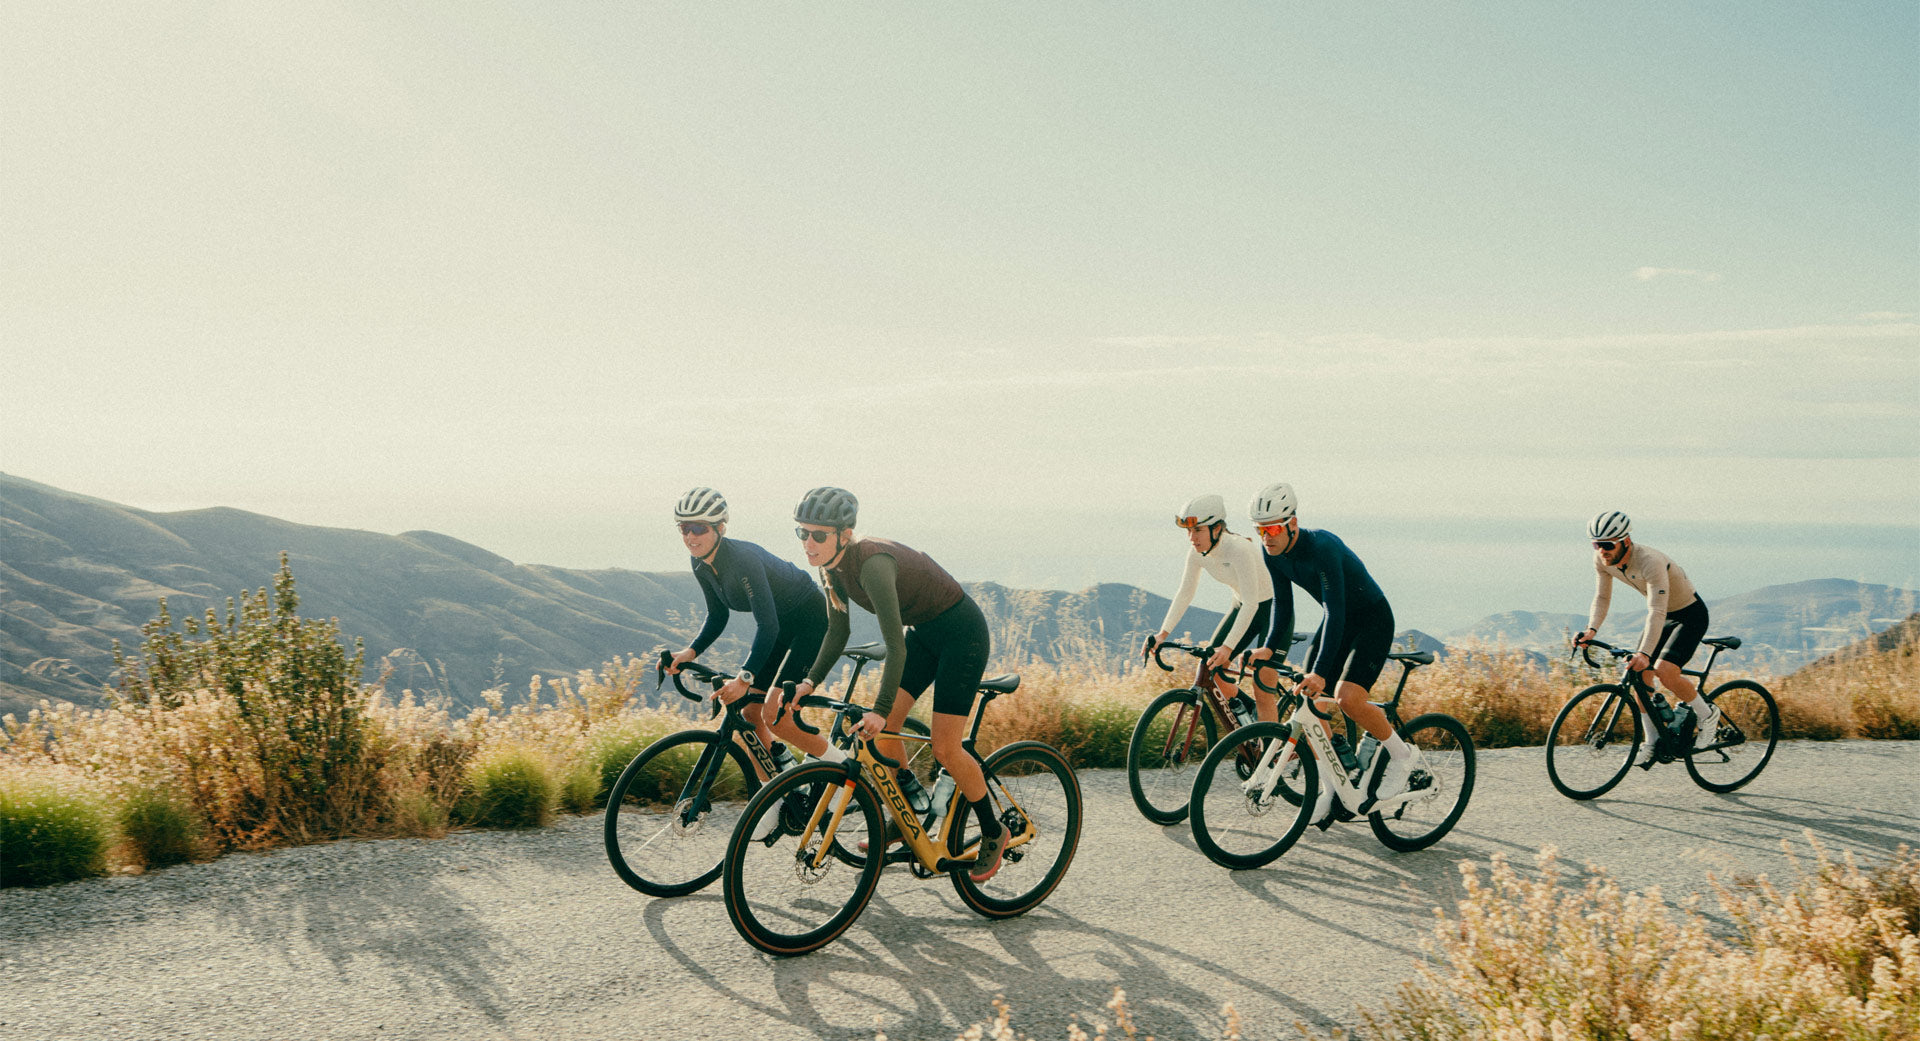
[638,888,1350,1039]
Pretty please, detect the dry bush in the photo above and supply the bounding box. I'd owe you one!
[950,838,1920,1041]
[1774,620,1920,741]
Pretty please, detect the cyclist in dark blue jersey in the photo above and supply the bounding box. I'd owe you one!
[1242,482,1422,823]
[664,488,840,774]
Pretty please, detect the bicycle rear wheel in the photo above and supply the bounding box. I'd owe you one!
[722,762,883,956]
[949,741,1082,918]
[1126,688,1218,825]
[1685,680,1780,793]
[1189,722,1316,870]
[604,730,755,897]
[1368,713,1475,852]
[1545,683,1640,800]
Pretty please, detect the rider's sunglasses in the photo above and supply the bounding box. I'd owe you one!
[1256,523,1289,537]
[1175,516,1205,530]
[1592,540,1620,551]
[678,522,711,537]
[795,527,835,544]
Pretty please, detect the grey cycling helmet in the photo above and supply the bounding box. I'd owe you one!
[1176,493,1226,529]
[1588,510,1631,541]
[1249,482,1298,525]
[674,487,729,524]
[795,486,858,528]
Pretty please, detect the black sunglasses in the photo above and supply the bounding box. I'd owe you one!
[795,527,836,543]
[678,522,712,537]
[1592,540,1620,551]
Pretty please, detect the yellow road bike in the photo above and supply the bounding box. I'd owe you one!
[720,676,1082,956]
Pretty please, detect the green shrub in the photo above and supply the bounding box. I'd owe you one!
[0,771,113,887]
[1055,702,1140,769]
[583,717,679,805]
[117,786,201,869]
[558,762,598,815]
[460,747,556,829]
[112,555,378,847]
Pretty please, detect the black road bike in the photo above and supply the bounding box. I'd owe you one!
[1546,636,1779,800]
[602,645,929,897]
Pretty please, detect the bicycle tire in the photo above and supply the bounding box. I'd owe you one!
[721,761,883,957]
[1368,713,1475,852]
[1545,683,1640,801]
[1127,688,1218,825]
[1685,679,1780,793]
[604,729,756,898]
[948,741,1083,918]
[1189,721,1316,870]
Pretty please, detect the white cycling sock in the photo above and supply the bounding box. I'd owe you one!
[817,745,847,764]
[1384,734,1412,760]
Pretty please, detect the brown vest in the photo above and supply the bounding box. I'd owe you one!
[826,537,964,627]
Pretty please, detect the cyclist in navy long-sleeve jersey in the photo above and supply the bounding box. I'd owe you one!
[1242,482,1423,824]
[663,488,839,778]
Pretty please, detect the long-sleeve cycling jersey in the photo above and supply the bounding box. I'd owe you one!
[1260,528,1391,678]
[1588,542,1700,658]
[689,538,822,681]
[1158,533,1274,650]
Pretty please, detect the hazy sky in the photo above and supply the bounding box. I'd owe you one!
[4,3,1916,629]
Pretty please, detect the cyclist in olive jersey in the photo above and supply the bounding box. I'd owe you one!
[783,487,1009,883]
[663,488,843,775]
[1142,494,1280,721]
[1241,482,1421,824]
[1573,510,1718,763]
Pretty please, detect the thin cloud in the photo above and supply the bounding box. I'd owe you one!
[1631,266,1721,283]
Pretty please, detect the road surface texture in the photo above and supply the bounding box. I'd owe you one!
[4,741,1915,1040]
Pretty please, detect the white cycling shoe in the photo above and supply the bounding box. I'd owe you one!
[1691,701,1723,750]
[1363,747,1423,812]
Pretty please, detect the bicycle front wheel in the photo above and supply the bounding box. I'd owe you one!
[722,762,883,956]
[1686,680,1780,793]
[1545,683,1640,801]
[1369,713,1475,852]
[604,730,755,898]
[1127,688,1218,825]
[1189,722,1316,870]
[949,741,1083,918]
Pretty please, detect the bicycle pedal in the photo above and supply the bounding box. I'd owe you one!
[884,844,916,865]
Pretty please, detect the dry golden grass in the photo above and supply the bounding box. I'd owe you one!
[946,836,1920,1041]
[1772,617,1920,740]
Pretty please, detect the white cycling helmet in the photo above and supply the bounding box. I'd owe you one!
[1175,493,1226,529]
[1249,482,1298,525]
[674,487,729,525]
[1588,510,1631,541]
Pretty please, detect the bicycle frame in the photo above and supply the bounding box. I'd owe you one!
[1586,641,1743,756]
[795,690,1035,876]
[1248,655,1435,816]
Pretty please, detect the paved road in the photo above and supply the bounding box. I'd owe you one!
[4,741,1916,1041]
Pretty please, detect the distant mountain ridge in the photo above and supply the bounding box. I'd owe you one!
[0,474,1222,715]
[2,473,1910,714]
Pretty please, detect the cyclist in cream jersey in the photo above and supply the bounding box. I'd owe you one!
[1574,510,1718,758]
[1144,494,1279,721]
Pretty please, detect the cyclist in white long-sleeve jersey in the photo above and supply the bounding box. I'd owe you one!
[1143,494,1280,721]
[1573,510,1718,764]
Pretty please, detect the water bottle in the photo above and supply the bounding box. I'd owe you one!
[1355,734,1380,779]
[1652,693,1675,727]
[1331,733,1359,777]
[929,771,955,827]
[771,743,797,773]
[1229,694,1257,728]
